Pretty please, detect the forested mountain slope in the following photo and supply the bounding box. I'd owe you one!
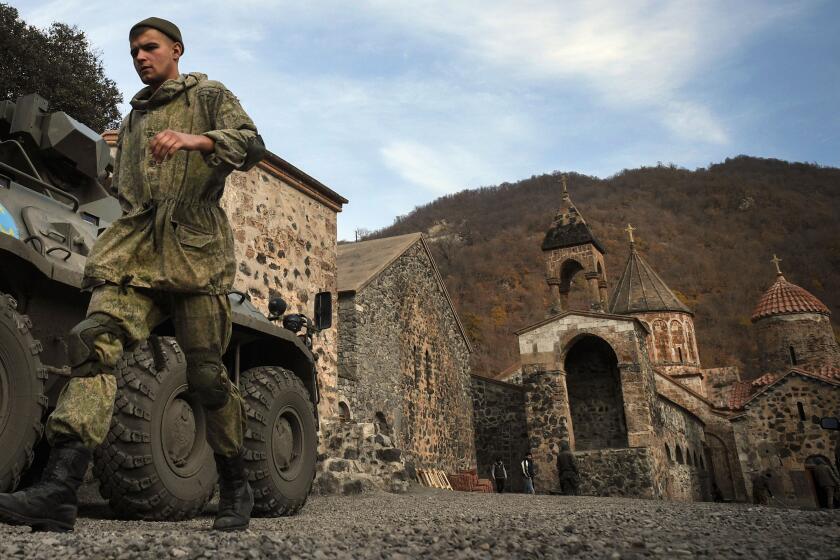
[367,156,840,379]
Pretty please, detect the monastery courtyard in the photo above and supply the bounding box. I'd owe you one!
[0,486,836,559]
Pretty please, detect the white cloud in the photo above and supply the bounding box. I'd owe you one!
[381,140,491,194]
[357,0,802,144]
[663,101,729,145]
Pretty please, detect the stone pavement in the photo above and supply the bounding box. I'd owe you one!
[0,486,837,559]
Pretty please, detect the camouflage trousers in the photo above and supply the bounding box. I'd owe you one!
[45,284,245,457]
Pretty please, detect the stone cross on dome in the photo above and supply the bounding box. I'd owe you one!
[625,223,636,244]
[558,174,570,200]
[771,254,783,276]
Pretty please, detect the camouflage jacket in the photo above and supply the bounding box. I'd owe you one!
[84,72,261,294]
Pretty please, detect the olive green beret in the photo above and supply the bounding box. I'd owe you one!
[130,17,184,52]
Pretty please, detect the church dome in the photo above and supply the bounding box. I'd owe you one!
[608,243,691,315]
[751,274,830,322]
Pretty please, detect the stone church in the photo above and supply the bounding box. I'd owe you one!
[472,180,839,504]
[335,233,477,473]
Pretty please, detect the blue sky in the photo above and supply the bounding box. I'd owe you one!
[14,0,840,240]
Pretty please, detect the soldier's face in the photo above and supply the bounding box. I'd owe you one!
[130,29,181,87]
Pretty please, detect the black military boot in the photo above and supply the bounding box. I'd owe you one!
[0,437,91,532]
[213,451,254,531]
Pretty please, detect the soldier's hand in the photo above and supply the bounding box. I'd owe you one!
[149,130,214,162]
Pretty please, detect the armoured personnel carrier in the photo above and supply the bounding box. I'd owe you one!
[0,93,329,519]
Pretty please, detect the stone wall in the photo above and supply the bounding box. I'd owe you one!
[313,420,412,495]
[337,241,476,472]
[522,367,572,493]
[753,313,840,375]
[654,372,748,502]
[221,166,340,420]
[470,375,530,492]
[731,373,840,507]
[576,448,655,498]
[702,367,742,408]
[652,396,709,501]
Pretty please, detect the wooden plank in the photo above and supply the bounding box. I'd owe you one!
[440,471,454,491]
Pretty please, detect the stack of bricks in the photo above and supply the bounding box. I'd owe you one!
[447,469,494,493]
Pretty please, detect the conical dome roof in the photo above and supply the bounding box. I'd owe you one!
[608,244,691,315]
[751,274,830,322]
[541,176,606,253]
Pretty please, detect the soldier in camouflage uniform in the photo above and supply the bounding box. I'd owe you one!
[0,17,264,532]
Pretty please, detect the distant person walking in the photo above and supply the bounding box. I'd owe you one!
[491,458,507,493]
[809,457,840,509]
[556,441,580,496]
[751,470,773,505]
[521,453,536,494]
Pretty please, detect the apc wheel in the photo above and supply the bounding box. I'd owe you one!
[93,337,216,520]
[0,294,46,492]
[241,366,316,516]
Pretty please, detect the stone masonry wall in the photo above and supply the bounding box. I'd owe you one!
[313,420,412,495]
[654,372,748,502]
[652,397,708,501]
[221,167,339,420]
[337,242,476,472]
[470,375,529,492]
[732,374,840,507]
[702,367,742,409]
[522,367,572,493]
[576,448,655,498]
[753,313,840,375]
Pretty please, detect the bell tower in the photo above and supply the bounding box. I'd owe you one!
[542,175,608,313]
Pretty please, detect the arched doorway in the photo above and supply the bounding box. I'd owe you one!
[564,336,628,450]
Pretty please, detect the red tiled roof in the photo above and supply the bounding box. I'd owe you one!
[751,274,830,322]
[728,365,840,409]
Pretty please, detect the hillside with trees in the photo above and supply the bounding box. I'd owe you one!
[366,156,840,379]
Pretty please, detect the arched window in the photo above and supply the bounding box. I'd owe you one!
[678,347,684,364]
[338,401,351,423]
[789,346,797,365]
[669,321,686,362]
[665,443,673,463]
[676,445,684,464]
[797,402,806,421]
[652,320,670,362]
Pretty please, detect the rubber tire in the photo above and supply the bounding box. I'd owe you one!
[0,293,46,492]
[241,366,317,516]
[93,337,216,520]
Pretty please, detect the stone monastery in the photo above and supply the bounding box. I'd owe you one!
[472,179,840,505]
[332,177,839,506]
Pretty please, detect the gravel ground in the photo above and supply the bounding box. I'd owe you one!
[0,485,838,559]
